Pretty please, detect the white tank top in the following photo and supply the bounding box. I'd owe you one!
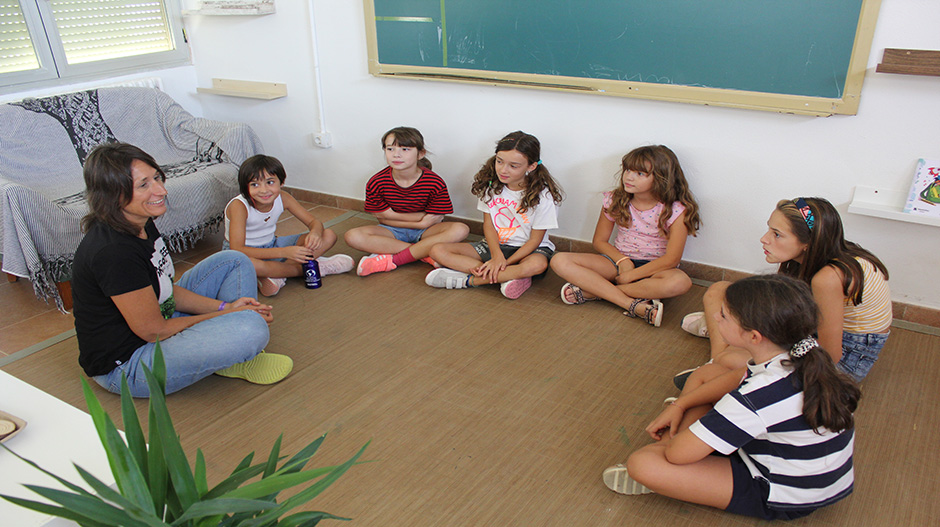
[224,194,284,247]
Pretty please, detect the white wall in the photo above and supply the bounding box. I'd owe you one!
[180,0,938,308]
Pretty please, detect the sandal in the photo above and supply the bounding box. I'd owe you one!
[624,298,663,327]
[560,282,597,305]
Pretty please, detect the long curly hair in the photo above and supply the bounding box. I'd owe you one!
[382,126,432,170]
[605,145,700,236]
[725,274,861,433]
[774,197,888,305]
[470,131,563,213]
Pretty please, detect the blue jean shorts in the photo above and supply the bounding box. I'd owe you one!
[838,331,889,382]
[380,224,427,244]
[222,233,302,262]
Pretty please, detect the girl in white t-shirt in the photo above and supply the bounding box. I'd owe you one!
[224,155,353,296]
[426,131,563,299]
[550,145,700,326]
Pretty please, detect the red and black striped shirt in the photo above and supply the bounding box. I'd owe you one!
[364,166,454,215]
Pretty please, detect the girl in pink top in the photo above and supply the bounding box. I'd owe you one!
[551,145,701,326]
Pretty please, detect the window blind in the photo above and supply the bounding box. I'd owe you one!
[0,2,40,74]
[51,0,174,65]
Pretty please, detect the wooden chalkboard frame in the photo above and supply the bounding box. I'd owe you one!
[363,0,882,116]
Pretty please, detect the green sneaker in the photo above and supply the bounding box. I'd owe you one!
[215,351,293,385]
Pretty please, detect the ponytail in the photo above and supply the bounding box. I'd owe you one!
[786,338,861,433]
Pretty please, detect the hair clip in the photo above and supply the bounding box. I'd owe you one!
[794,198,815,230]
[790,337,818,357]
[537,160,543,165]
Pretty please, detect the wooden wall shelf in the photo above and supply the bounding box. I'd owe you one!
[876,48,940,77]
[196,78,287,100]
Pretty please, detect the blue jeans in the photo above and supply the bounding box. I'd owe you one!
[94,251,269,397]
[838,331,889,382]
[222,233,302,262]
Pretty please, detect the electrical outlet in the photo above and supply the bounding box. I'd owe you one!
[313,131,333,149]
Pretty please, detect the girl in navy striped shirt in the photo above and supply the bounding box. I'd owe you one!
[604,274,861,520]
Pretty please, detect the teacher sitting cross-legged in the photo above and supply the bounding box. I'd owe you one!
[73,143,292,397]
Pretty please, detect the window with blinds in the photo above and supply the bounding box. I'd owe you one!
[1,0,187,90]
[51,1,174,64]
[0,2,40,74]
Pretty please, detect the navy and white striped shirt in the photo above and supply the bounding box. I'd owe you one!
[689,353,854,510]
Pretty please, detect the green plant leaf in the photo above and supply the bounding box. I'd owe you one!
[204,461,268,500]
[152,339,168,394]
[278,511,351,527]
[81,378,154,511]
[263,434,283,478]
[0,442,97,499]
[141,363,199,511]
[73,465,167,527]
[170,497,280,525]
[147,394,169,518]
[195,449,208,497]
[20,485,158,527]
[0,494,111,527]
[121,373,149,485]
[237,441,368,527]
[279,434,325,474]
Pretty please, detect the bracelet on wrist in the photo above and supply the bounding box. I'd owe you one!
[218,301,226,311]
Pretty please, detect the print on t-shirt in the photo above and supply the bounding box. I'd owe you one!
[151,237,176,319]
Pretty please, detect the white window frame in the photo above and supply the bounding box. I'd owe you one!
[1,0,190,93]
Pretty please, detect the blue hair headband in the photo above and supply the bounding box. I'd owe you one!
[794,198,814,230]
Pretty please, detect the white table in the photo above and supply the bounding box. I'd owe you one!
[0,370,116,527]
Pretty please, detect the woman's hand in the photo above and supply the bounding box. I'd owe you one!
[226,297,274,323]
[645,404,684,441]
[282,245,314,264]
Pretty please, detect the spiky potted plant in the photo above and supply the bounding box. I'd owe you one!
[1,343,367,526]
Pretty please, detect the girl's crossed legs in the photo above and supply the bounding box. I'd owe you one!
[551,252,691,317]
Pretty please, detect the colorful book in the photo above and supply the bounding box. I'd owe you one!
[903,158,940,218]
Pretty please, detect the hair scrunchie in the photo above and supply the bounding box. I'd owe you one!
[790,337,818,358]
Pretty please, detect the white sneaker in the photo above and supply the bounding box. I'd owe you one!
[259,277,287,297]
[317,254,354,275]
[603,464,653,495]
[681,311,709,338]
[425,268,470,289]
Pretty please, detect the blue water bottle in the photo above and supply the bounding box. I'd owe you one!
[303,258,321,289]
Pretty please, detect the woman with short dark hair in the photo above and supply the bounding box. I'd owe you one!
[73,143,292,396]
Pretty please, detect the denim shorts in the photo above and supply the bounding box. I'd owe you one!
[222,233,302,262]
[380,224,427,244]
[725,454,815,520]
[602,254,650,269]
[838,331,889,382]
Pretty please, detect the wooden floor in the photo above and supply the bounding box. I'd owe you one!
[2,208,938,526]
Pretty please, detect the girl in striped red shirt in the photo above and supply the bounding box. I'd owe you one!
[345,127,469,276]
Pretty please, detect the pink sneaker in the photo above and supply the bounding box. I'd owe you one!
[357,254,397,276]
[499,277,532,299]
[420,256,442,268]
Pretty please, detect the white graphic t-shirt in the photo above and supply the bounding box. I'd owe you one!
[477,187,558,250]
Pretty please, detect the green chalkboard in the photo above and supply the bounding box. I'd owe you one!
[364,0,881,115]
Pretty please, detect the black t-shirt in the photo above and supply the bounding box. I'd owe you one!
[73,219,176,376]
